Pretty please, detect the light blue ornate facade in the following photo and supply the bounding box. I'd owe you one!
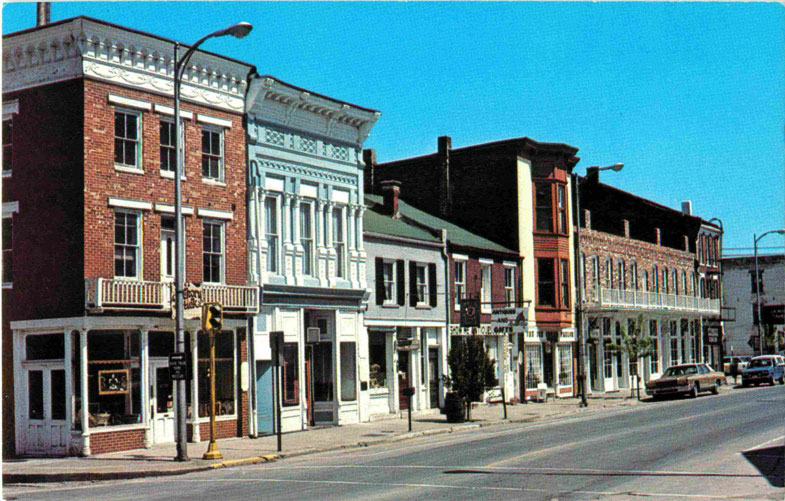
[246,76,379,432]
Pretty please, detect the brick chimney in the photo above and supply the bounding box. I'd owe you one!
[36,2,50,26]
[655,228,661,245]
[380,180,401,218]
[583,209,591,230]
[681,201,692,216]
[622,219,630,238]
[362,149,377,194]
[437,135,452,217]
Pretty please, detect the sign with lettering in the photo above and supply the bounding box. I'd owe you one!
[460,299,480,328]
[762,305,784,325]
[171,282,203,319]
[490,307,527,334]
[169,352,188,380]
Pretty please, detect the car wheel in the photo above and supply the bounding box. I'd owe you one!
[779,376,785,385]
[711,381,720,395]
[689,384,698,398]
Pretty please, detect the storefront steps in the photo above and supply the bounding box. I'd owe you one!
[3,392,663,484]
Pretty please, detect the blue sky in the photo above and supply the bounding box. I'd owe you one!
[4,2,784,255]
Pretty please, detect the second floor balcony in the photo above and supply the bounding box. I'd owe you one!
[85,278,259,315]
[587,287,720,315]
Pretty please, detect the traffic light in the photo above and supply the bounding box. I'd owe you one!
[202,302,223,332]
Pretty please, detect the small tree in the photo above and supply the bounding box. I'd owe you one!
[607,315,652,400]
[445,336,497,420]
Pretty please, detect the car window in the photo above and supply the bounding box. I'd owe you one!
[749,358,771,368]
[684,366,698,375]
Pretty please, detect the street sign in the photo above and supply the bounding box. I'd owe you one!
[460,299,480,328]
[490,307,527,334]
[169,352,188,380]
[762,305,784,324]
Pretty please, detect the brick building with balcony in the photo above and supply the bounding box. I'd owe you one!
[3,17,258,457]
[577,168,721,394]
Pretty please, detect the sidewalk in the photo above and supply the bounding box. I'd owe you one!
[3,390,648,484]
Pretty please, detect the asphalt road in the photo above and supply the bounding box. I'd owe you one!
[5,384,784,500]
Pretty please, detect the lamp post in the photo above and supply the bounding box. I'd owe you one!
[172,21,253,463]
[753,229,785,356]
[573,163,623,408]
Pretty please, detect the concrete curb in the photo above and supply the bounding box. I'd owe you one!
[2,401,639,484]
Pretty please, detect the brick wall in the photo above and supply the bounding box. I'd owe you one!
[581,227,695,301]
[83,79,247,286]
[89,429,146,455]
[448,254,519,325]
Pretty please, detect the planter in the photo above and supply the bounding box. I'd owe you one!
[444,392,465,423]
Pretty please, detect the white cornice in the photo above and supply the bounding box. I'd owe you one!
[154,202,194,215]
[197,208,233,220]
[246,76,380,147]
[108,197,153,211]
[3,18,253,113]
[153,104,193,120]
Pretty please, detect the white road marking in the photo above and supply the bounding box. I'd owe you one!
[745,435,785,451]
[176,476,747,499]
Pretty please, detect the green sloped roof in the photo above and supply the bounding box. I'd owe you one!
[364,197,442,243]
[365,195,516,254]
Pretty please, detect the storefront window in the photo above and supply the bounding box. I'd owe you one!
[26,333,64,360]
[313,342,334,401]
[649,320,659,374]
[368,332,387,389]
[525,345,542,390]
[149,331,174,357]
[340,342,357,401]
[558,344,572,386]
[87,330,141,427]
[282,342,299,406]
[197,331,235,418]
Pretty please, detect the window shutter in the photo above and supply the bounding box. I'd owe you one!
[409,262,418,306]
[396,259,406,306]
[375,257,385,305]
[428,263,437,307]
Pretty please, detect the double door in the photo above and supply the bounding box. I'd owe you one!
[24,366,67,456]
[150,360,175,444]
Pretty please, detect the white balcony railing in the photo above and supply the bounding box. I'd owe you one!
[587,287,720,315]
[85,278,259,314]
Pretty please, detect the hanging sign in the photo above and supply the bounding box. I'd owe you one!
[491,307,527,334]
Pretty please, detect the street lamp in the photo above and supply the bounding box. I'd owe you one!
[573,163,624,408]
[753,229,785,356]
[172,21,253,463]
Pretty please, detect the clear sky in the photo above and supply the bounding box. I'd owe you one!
[4,1,784,256]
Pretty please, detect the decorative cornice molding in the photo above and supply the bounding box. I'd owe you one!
[3,18,252,113]
[247,122,357,165]
[249,158,358,188]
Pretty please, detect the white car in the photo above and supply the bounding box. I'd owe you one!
[723,356,750,375]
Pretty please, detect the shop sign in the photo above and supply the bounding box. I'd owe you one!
[171,282,203,319]
[450,325,498,337]
[460,299,481,328]
[490,307,527,334]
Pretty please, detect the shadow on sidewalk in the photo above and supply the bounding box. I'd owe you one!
[742,445,784,488]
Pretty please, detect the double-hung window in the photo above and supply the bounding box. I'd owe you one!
[631,262,638,290]
[114,211,140,278]
[535,183,553,232]
[604,258,613,289]
[649,320,659,374]
[159,119,184,175]
[300,202,314,276]
[504,266,515,306]
[652,265,658,292]
[332,207,345,278]
[202,220,224,283]
[537,258,555,307]
[617,260,626,290]
[481,261,492,312]
[560,259,570,308]
[201,127,223,181]
[265,197,279,273]
[2,117,12,176]
[2,215,12,286]
[557,185,567,233]
[383,261,396,305]
[415,263,428,305]
[454,259,466,310]
[114,110,141,170]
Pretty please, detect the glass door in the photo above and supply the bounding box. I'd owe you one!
[150,362,175,444]
[24,367,67,456]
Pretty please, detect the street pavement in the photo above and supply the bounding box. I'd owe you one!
[4,383,783,500]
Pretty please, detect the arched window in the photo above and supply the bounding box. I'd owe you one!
[643,270,649,292]
[604,258,613,289]
[652,265,659,293]
[631,262,638,290]
[672,269,679,295]
[617,259,626,290]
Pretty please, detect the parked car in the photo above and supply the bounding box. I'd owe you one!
[645,363,725,399]
[722,356,751,376]
[741,355,785,387]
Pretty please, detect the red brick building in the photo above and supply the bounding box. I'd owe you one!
[3,17,257,456]
[577,169,721,393]
[364,136,580,401]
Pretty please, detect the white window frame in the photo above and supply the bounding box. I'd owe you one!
[202,219,225,284]
[300,201,314,276]
[201,125,224,183]
[333,206,345,279]
[649,320,659,374]
[114,209,142,280]
[631,261,638,291]
[454,256,467,311]
[114,108,143,173]
[617,259,626,290]
[504,265,516,307]
[480,259,492,313]
[159,117,185,179]
[2,207,15,288]
[382,260,396,305]
[525,344,543,390]
[558,343,573,386]
[3,100,18,178]
[264,195,280,274]
[415,263,428,306]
